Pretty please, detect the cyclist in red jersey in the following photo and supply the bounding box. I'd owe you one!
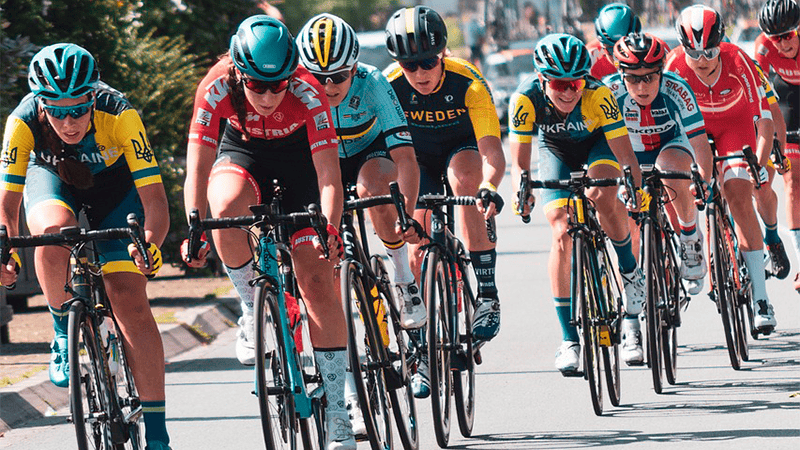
[587,3,642,79]
[666,5,778,333]
[180,16,355,449]
[756,0,800,291]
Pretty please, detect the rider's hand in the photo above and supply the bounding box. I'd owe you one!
[749,165,769,186]
[512,190,535,218]
[313,223,343,261]
[477,182,504,219]
[617,186,643,212]
[0,251,21,289]
[396,216,424,245]
[689,180,708,207]
[128,243,163,279]
[181,234,211,268]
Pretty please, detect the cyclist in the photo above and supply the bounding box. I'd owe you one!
[755,0,800,291]
[587,2,642,80]
[605,32,713,365]
[296,13,425,330]
[666,4,778,333]
[509,33,645,375]
[0,44,171,450]
[180,16,355,449]
[384,5,506,397]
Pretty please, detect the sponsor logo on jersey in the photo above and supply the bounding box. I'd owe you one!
[291,78,323,110]
[663,79,695,112]
[444,94,454,103]
[512,104,528,128]
[651,108,669,117]
[201,135,218,145]
[406,108,468,122]
[738,71,755,103]
[540,120,588,134]
[629,122,675,135]
[195,108,212,126]
[246,112,261,122]
[1,146,17,167]
[132,131,154,163]
[310,139,333,151]
[272,112,284,122]
[348,96,361,110]
[719,89,732,96]
[314,112,331,130]
[625,110,639,121]
[410,93,418,105]
[203,78,229,109]
[599,97,620,120]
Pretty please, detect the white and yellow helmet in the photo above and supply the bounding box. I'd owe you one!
[297,13,359,74]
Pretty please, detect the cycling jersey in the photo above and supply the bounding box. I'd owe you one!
[603,70,706,163]
[755,33,800,147]
[587,39,618,80]
[332,63,412,159]
[188,58,337,155]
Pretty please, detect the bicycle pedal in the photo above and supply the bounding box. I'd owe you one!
[560,369,583,378]
[756,325,774,337]
[625,359,645,367]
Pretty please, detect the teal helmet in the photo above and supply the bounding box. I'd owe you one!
[28,43,99,100]
[533,34,591,79]
[594,3,642,48]
[230,15,299,81]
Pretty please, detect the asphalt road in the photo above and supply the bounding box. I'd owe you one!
[4,161,800,449]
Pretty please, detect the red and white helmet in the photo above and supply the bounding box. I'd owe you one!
[675,5,725,50]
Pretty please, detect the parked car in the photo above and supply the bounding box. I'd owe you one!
[482,47,537,135]
[355,30,394,72]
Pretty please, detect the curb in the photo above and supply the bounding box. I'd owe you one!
[0,296,239,435]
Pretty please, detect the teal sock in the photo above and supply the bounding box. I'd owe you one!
[554,297,579,342]
[49,304,69,337]
[763,222,780,245]
[610,234,637,274]
[142,401,169,445]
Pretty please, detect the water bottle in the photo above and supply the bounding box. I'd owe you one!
[98,314,120,375]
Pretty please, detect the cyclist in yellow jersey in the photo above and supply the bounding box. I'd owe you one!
[0,44,171,450]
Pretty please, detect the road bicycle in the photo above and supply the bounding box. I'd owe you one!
[187,185,329,450]
[338,182,419,450]
[0,213,151,450]
[633,164,704,393]
[519,168,626,416]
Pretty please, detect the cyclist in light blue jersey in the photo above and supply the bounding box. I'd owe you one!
[604,32,714,364]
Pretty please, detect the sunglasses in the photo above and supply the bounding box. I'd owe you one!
[42,99,94,120]
[398,56,440,72]
[685,46,720,61]
[547,78,586,92]
[313,69,352,85]
[622,71,661,85]
[768,30,797,42]
[242,76,291,94]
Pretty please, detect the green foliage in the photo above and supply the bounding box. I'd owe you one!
[0,35,40,122]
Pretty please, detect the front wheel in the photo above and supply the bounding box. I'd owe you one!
[575,236,604,416]
[423,248,452,447]
[643,221,664,394]
[452,255,475,438]
[710,216,743,370]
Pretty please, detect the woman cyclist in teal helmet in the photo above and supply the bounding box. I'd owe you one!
[588,2,643,79]
[180,15,356,449]
[0,43,171,450]
[508,33,643,375]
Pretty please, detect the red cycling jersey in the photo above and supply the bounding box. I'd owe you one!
[755,33,800,85]
[587,39,617,80]
[188,58,338,154]
[665,42,771,157]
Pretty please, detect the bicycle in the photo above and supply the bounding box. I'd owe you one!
[338,182,419,450]
[187,186,330,450]
[412,185,494,448]
[633,164,704,394]
[519,168,626,416]
[0,213,151,450]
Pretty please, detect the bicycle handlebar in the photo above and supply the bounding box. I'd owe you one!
[639,163,707,211]
[517,170,531,223]
[412,193,496,243]
[714,145,762,189]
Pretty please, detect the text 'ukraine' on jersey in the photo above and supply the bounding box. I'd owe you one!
[755,33,800,85]
[188,59,338,155]
[384,57,500,154]
[603,70,706,153]
[1,83,162,193]
[508,75,628,162]
[331,63,412,158]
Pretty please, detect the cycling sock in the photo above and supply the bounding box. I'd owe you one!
[142,400,169,445]
[678,217,698,239]
[49,304,69,336]
[790,229,800,265]
[383,239,414,284]
[763,222,780,245]
[225,259,255,315]
[610,234,637,274]
[554,297,580,342]
[315,348,348,414]
[743,250,769,301]
[470,249,498,298]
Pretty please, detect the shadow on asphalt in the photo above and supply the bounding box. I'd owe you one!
[165,357,245,373]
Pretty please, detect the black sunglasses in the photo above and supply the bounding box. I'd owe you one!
[313,70,352,85]
[241,76,291,94]
[398,56,440,72]
[622,71,661,85]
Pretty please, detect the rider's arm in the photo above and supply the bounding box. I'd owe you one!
[739,51,775,166]
[689,133,714,182]
[0,113,33,238]
[508,91,536,215]
[606,134,642,186]
[311,146,343,231]
[390,145,419,215]
[771,100,787,155]
[466,77,505,190]
[184,142,216,221]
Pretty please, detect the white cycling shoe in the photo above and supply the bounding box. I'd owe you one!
[235,313,255,366]
[555,341,580,375]
[325,410,357,450]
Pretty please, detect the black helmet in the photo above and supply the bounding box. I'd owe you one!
[759,0,800,36]
[384,6,448,62]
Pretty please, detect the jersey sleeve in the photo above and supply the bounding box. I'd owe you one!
[295,78,339,154]
[116,109,163,188]
[737,50,772,121]
[587,85,628,140]
[507,92,536,144]
[187,62,233,148]
[465,78,501,141]
[1,116,34,193]
[754,62,779,104]
[663,73,706,139]
[366,71,412,150]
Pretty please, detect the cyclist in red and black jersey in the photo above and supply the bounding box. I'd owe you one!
[756,0,800,291]
[179,16,355,449]
[587,3,642,79]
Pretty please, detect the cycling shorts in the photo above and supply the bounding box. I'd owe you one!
[417,138,479,203]
[634,136,694,166]
[538,137,618,214]
[23,163,145,275]
[340,141,391,188]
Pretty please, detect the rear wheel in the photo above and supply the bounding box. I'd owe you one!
[576,237,604,416]
[596,247,621,407]
[643,221,664,394]
[423,248,452,447]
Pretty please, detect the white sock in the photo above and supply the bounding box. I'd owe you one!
[790,229,800,267]
[384,241,414,284]
[743,250,769,302]
[315,349,348,414]
[225,260,255,314]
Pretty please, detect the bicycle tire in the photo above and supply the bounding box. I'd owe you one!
[423,247,452,447]
[254,280,298,450]
[452,248,475,437]
[299,398,324,450]
[108,314,143,450]
[662,233,681,386]
[732,251,751,360]
[341,260,393,450]
[596,247,621,407]
[370,256,419,450]
[643,220,665,394]
[575,235,604,416]
[709,213,742,370]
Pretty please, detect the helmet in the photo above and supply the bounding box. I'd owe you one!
[297,13,359,73]
[533,33,592,79]
[594,3,642,48]
[28,43,99,100]
[230,15,298,81]
[385,6,448,62]
[613,32,668,70]
[759,0,800,36]
[676,5,725,50]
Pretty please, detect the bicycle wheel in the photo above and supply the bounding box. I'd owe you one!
[452,250,475,438]
[371,256,419,450]
[596,247,621,407]
[662,234,681,386]
[733,251,751,360]
[709,214,742,370]
[299,398,324,450]
[254,280,298,450]
[575,236,604,416]
[69,301,110,450]
[423,247,452,447]
[341,260,392,450]
[643,221,664,394]
[108,316,143,450]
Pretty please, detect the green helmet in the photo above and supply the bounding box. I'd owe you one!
[28,43,99,100]
[594,3,642,48]
[230,15,298,81]
[533,34,591,79]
